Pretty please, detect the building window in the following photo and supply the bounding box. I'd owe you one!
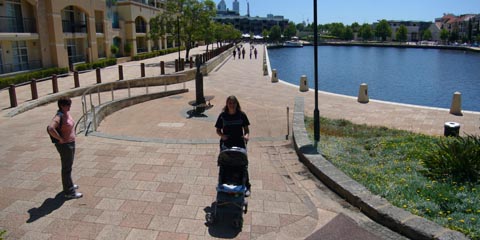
[12,41,28,72]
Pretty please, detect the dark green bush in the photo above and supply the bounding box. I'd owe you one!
[422,135,480,183]
[131,47,186,61]
[74,58,117,72]
[0,67,68,89]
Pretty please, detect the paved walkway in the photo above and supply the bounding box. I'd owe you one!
[0,43,478,239]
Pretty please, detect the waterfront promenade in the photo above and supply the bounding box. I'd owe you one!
[0,43,478,239]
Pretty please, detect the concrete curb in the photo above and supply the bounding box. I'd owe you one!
[292,96,468,240]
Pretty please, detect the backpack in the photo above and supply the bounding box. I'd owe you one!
[47,111,63,144]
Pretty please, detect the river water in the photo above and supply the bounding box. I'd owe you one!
[268,46,480,112]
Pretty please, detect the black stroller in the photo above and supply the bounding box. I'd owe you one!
[206,146,249,229]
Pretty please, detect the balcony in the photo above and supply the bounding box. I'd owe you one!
[62,20,87,33]
[0,60,41,75]
[0,16,37,33]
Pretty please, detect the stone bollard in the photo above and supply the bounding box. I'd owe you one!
[180,58,185,71]
[444,122,460,137]
[96,68,102,84]
[175,59,179,72]
[74,71,80,88]
[449,91,462,115]
[118,65,124,80]
[30,79,38,100]
[299,75,309,92]
[9,84,17,108]
[52,74,58,93]
[141,63,145,77]
[271,69,278,83]
[357,83,369,103]
[160,61,165,75]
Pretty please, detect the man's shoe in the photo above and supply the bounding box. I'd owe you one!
[65,192,83,199]
[245,189,251,197]
[73,184,79,190]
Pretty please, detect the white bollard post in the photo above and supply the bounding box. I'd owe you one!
[449,91,462,115]
[357,83,369,103]
[299,75,308,92]
[271,69,278,83]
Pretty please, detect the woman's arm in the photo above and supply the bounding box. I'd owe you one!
[217,128,228,141]
[243,126,250,142]
[47,115,64,144]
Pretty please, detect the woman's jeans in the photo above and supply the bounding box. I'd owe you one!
[55,142,75,194]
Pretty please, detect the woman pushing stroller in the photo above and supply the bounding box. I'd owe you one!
[215,95,251,197]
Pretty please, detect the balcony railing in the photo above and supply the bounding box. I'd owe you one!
[62,20,87,33]
[0,60,42,75]
[0,16,37,33]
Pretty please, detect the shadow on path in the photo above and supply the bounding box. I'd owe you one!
[26,192,67,223]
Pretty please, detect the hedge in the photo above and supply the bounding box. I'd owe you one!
[132,47,185,61]
[74,58,117,71]
[0,67,69,90]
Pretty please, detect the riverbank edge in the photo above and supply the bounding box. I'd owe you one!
[268,41,480,53]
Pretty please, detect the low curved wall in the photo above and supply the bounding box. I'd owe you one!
[292,96,467,240]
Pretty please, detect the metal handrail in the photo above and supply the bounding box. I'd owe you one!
[79,73,188,134]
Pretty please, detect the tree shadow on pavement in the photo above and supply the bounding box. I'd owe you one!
[26,192,67,223]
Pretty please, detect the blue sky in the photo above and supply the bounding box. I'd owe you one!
[213,0,480,25]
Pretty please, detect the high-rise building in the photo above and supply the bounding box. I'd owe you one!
[233,0,240,14]
[217,0,227,12]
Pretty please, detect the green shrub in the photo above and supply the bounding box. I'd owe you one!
[0,229,5,240]
[422,135,480,183]
[74,58,117,71]
[0,67,68,89]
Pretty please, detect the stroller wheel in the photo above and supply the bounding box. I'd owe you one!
[206,212,215,225]
[232,217,243,229]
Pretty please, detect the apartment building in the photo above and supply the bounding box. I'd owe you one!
[0,0,172,76]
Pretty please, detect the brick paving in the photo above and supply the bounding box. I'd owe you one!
[0,43,478,239]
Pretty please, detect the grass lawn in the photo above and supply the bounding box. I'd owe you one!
[305,116,479,239]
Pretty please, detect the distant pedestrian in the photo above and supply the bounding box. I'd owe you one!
[242,48,245,59]
[233,49,236,59]
[254,48,258,59]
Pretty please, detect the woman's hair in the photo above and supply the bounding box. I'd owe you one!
[223,95,242,112]
[57,97,72,110]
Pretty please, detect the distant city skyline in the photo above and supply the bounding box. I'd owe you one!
[213,0,480,25]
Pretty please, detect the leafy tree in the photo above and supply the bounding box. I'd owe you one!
[262,29,269,41]
[283,22,297,40]
[269,25,282,43]
[375,19,392,41]
[440,29,449,44]
[296,23,305,32]
[327,22,345,38]
[359,23,373,41]
[343,26,354,40]
[422,29,432,41]
[351,22,360,32]
[148,15,165,50]
[162,0,216,60]
[396,25,408,42]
